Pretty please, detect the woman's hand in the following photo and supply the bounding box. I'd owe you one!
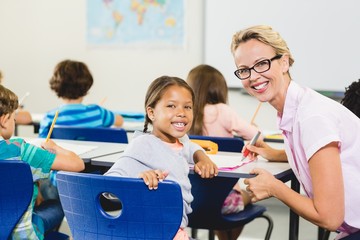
[139,170,169,190]
[245,139,288,162]
[243,168,279,203]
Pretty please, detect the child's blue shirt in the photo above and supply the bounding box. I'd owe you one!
[38,103,116,138]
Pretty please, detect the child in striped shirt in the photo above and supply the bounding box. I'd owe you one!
[39,59,124,138]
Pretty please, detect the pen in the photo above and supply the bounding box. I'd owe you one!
[241,131,261,161]
[19,92,30,107]
[45,110,59,142]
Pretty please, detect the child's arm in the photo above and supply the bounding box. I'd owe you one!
[41,139,85,172]
[138,170,169,190]
[15,109,32,125]
[193,150,218,178]
[113,114,124,127]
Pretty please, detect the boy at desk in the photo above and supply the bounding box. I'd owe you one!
[38,59,124,137]
[0,84,84,239]
[105,76,218,240]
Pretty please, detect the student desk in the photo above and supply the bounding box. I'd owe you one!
[24,138,127,164]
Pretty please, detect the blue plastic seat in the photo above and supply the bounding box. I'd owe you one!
[188,135,272,240]
[0,160,33,239]
[51,126,128,143]
[188,174,273,240]
[189,135,244,153]
[0,160,69,239]
[56,171,183,240]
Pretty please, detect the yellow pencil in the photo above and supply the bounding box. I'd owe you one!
[250,102,262,125]
[45,110,59,142]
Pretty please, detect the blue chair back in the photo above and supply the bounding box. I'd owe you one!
[0,160,33,239]
[189,135,244,153]
[188,174,273,239]
[51,126,128,143]
[56,171,183,240]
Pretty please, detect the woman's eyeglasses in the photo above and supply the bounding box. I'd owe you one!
[234,55,282,80]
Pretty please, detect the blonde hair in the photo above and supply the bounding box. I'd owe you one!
[231,25,294,78]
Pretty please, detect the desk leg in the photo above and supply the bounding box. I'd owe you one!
[289,176,300,240]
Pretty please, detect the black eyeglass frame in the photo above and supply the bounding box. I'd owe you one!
[234,55,283,80]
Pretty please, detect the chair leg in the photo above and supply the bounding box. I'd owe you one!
[321,229,331,240]
[191,228,198,238]
[260,213,274,240]
[209,230,215,240]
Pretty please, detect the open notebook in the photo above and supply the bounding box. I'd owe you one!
[26,138,98,155]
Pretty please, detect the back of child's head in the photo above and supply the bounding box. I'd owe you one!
[0,84,18,117]
[186,64,228,135]
[50,59,93,99]
[143,75,194,133]
[187,64,228,105]
[341,79,360,118]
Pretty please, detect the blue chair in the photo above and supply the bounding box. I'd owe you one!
[56,171,183,240]
[51,126,128,143]
[0,160,69,240]
[188,174,273,240]
[189,135,244,153]
[0,160,33,239]
[188,135,272,240]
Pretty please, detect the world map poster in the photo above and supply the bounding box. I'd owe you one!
[86,0,185,48]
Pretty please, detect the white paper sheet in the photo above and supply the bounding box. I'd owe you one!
[27,138,98,155]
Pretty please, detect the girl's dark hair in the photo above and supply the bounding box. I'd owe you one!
[186,64,228,135]
[341,79,360,118]
[143,76,195,132]
[0,84,19,116]
[49,60,93,99]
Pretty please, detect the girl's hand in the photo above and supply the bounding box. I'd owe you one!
[194,153,218,178]
[139,170,169,190]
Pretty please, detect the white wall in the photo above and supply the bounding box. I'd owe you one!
[205,0,360,91]
[0,0,205,113]
[1,0,278,136]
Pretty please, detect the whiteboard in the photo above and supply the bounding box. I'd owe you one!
[204,0,360,92]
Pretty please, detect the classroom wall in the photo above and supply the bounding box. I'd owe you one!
[0,0,205,113]
[205,0,360,91]
[0,0,278,134]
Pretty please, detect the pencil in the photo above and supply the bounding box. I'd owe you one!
[99,97,107,106]
[45,110,59,142]
[250,102,262,125]
[19,92,30,106]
